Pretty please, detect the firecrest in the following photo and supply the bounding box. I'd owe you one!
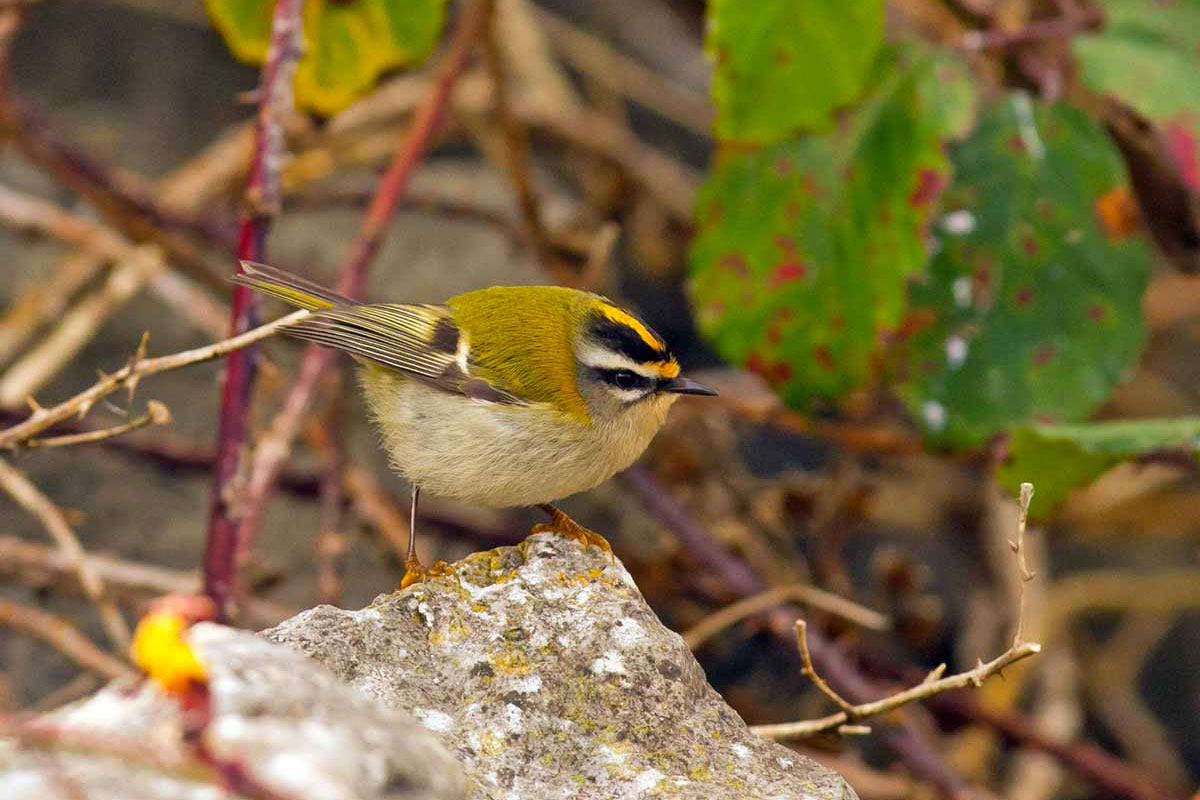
[234,261,716,586]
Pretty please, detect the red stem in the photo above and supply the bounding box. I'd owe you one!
[202,0,304,622]
[229,0,494,586]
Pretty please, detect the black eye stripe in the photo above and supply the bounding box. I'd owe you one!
[596,368,651,392]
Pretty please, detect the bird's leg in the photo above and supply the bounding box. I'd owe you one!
[399,485,456,589]
[532,503,614,558]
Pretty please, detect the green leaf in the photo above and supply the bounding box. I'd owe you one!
[1074,0,1200,193]
[689,47,975,406]
[205,0,446,115]
[900,95,1151,446]
[999,419,1200,516]
[707,0,885,143]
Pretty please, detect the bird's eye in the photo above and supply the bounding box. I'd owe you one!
[611,370,639,390]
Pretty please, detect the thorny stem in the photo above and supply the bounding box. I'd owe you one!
[202,0,304,621]
[228,0,495,601]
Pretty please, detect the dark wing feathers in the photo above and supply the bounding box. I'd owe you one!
[286,304,458,380]
[233,262,525,405]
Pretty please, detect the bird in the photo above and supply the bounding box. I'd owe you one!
[233,261,717,587]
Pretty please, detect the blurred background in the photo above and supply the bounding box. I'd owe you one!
[0,1,1197,799]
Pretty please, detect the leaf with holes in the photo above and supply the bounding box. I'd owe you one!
[1074,0,1200,194]
[707,0,885,143]
[205,0,446,115]
[689,47,975,407]
[999,419,1200,517]
[900,95,1151,446]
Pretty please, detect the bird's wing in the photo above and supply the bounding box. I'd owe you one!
[288,304,526,405]
[232,261,524,404]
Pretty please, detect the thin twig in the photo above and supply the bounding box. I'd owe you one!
[229,0,495,600]
[682,584,890,650]
[751,482,1043,741]
[480,5,565,283]
[0,310,308,450]
[202,0,304,622]
[959,6,1102,51]
[1013,482,1036,646]
[0,534,292,627]
[531,5,712,135]
[0,456,130,648]
[0,245,166,408]
[0,599,133,681]
[305,395,347,606]
[751,625,1041,740]
[23,401,171,449]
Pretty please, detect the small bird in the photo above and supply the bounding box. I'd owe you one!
[234,262,716,587]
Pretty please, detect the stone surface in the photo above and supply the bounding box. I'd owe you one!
[264,533,857,800]
[0,534,857,800]
[0,624,467,800]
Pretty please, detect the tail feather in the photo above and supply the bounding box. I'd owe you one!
[232,261,353,310]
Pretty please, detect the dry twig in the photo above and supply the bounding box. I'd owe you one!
[23,401,171,449]
[682,584,890,650]
[0,456,130,649]
[750,483,1042,741]
[0,599,133,681]
[0,310,307,450]
[0,534,292,627]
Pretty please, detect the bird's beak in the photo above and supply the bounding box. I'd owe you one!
[659,376,718,396]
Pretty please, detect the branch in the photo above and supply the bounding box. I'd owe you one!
[530,5,712,135]
[750,483,1043,741]
[751,622,1041,740]
[682,583,891,651]
[23,400,170,449]
[479,6,566,284]
[0,310,307,450]
[0,456,130,648]
[227,0,494,604]
[0,599,133,681]
[0,534,292,628]
[201,0,304,622]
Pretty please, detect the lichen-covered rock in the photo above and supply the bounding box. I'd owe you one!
[0,624,467,800]
[264,533,857,800]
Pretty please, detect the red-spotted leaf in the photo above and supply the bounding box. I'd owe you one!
[706,0,885,143]
[900,95,1151,446]
[689,47,975,407]
[1074,0,1200,194]
[205,0,446,115]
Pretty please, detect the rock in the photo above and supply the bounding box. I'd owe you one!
[0,623,467,800]
[265,533,857,800]
[0,533,856,800]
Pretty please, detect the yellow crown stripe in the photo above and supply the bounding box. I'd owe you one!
[598,304,664,352]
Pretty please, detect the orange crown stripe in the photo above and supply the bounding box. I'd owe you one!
[598,304,664,352]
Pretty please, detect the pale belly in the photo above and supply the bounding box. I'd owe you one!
[357,368,673,507]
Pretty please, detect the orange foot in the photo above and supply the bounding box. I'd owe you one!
[399,553,459,590]
[532,506,614,560]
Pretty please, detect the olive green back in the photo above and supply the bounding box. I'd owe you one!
[449,285,595,421]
